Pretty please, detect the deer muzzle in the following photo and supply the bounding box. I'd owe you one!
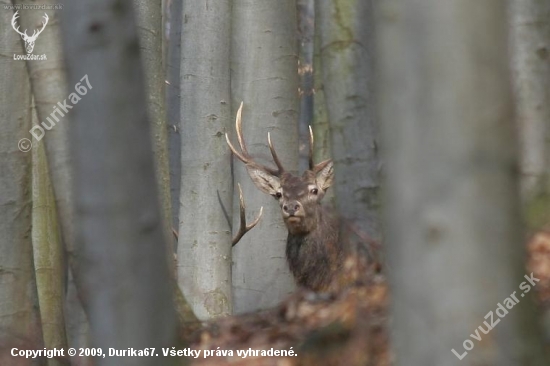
[282,201,302,217]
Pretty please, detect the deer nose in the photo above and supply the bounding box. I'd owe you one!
[283,201,302,216]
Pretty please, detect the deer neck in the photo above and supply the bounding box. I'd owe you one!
[285,206,338,245]
[285,206,339,290]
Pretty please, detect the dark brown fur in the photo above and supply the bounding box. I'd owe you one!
[278,173,343,291]
[286,206,342,291]
[226,104,343,292]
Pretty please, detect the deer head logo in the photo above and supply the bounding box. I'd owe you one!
[11,11,48,54]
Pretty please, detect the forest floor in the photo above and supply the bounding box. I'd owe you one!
[187,228,550,366]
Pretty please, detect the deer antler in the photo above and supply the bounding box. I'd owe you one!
[11,11,48,39]
[31,13,49,39]
[11,11,26,37]
[232,183,263,246]
[170,183,262,245]
[307,124,333,173]
[225,102,286,176]
[308,126,315,170]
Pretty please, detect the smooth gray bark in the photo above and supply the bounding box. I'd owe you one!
[312,12,331,164]
[377,1,547,365]
[14,0,77,281]
[64,271,92,366]
[509,0,550,230]
[178,0,233,320]
[0,6,41,352]
[510,0,550,196]
[136,0,197,329]
[298,0,315,172]
[32,112,68,366]
[317,0,381,242]
[13,3,92,359]
[312,0,334,206]
[166,0,182,232]
[134,0,175,274]
[231,0,299,313]
[61,1,176,365]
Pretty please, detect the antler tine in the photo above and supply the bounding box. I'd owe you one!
[226,102,281,176]
[11,11,26,36]
[232,183,264,246]
[225,103,253,164]
[35,14,48,36]
[267,132,285,174]
[225,133,250,165]
[235,102,248,155]
[308,125,315,170]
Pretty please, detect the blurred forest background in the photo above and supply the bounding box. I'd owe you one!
[1,0,550,365]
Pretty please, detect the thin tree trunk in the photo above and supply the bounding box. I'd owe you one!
[0,6,42,358]
[317,0,381,244]
[135,0,197,328]
[64,270,92,366]
[163,0,202,328]
[166,0,183,233]
[377,1,547,364]
[61,1,176,365]
[31,110,68,366]
[312,21,331,164]
[13,0,79,293]
[134,0,176,275]
[312,0,333,206]
[231,0,299,313]
[509,0,550,230]
[298,0,314,172]
[177,0,233,320]
[12,3,92,358]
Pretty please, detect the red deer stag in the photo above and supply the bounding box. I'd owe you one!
[226,103,344,291]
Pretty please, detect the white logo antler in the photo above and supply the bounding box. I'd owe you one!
[11,11,48,54]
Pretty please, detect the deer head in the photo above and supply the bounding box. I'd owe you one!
[226,102,334,236]
[11,11,49,54]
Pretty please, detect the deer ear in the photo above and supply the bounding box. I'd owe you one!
[314,160,334,192]
[246,166,282,196]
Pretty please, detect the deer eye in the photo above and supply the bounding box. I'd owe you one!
[310,188,318,195]
[275,192,282,198]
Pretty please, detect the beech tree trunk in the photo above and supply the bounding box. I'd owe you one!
[166,0,183,232]
[231,0,299,313]
[61,1,176,365]
[14,3,92,359]
[376,1,547,364]
[317,0,381,243]
[312,0,333,206]
[298,0,315,172]
[134,0,175,273]
[0,6,42,359]
[13,0,78,288]
[509,0,550,230]
[177,0,233,320]
[12,4,92,361]
[31,111,68,366]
